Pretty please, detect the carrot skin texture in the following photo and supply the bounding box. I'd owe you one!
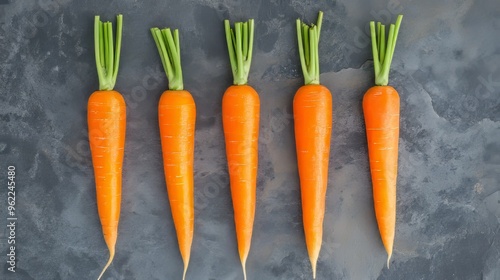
[293,84,332,274]
[362,85,399,260]
[222,85,260,267]
[87,90,126,275]
[158,90,196,271]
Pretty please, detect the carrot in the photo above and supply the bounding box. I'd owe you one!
[222,19,258,280]
[294,12,332,279]
[88,14,124,280]
[150,26,196,280]
[363,15,403,268]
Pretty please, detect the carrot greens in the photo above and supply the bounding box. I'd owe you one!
[370,15,403,86]
[94,15,122,91]
[296,11,323,85]
[224,19,254,85]
[151,27,184,91]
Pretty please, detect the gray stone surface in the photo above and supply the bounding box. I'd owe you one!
[0,0,499,279]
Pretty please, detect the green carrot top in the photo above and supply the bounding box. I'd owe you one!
[370,15,403,86]
[151,27,184,91]
[296,11,323,85]
[224,19,255,85]
[94,15,123,91]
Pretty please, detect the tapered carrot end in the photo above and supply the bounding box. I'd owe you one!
[98,228,117,279]
[241,259,247,280]
[182,260,189,280]
[386,252,392,269]
[97,248,115,280]
[312,261,317,279]
[309,256,318,279]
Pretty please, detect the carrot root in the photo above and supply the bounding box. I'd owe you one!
[363,86,399,269]
[97,248,115,280]
[387,252,392,268]
[182,261,188,280]
[311,259,317,279]
[242,259,247,280]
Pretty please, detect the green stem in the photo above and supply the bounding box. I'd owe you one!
[296,11,323,85]
[94,15,122,91]
[150,26,184,90]
[316,11,323,40]
[225,21,237,80]
[99,21,104,68]
[370,15,403,86]
[112,15,122,84]
[303,24,309,67]
[380,24,386,65]
[235,22,244,80]
[106,22,114,81]
[379,24,395,85]
[308,26,315,77]
[242,22,248,60]
[224,19,254,85]
[94,17,104,84]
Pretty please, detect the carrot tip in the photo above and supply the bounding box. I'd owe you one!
[97,249,115,280]
[182,260,189,280]
[241,259,247,280]
[311,259,317,279]
[182,266,187,280]
[386,253,392,269]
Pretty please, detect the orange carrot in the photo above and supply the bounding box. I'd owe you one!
[88,14,124,280]
[294,12,332,279]
[363,15,403,267]
[150,26,196,280]
[223,18,258,280]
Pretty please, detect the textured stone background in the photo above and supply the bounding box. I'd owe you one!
[0,0,499,279]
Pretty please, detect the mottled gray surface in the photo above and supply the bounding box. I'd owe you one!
[0,0,499,279]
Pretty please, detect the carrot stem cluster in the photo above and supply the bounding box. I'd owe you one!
[151,27,184,91]
[224,19,255,85]
[296,11,323,85]
[94,15,122,91]
[370,15,403,86]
